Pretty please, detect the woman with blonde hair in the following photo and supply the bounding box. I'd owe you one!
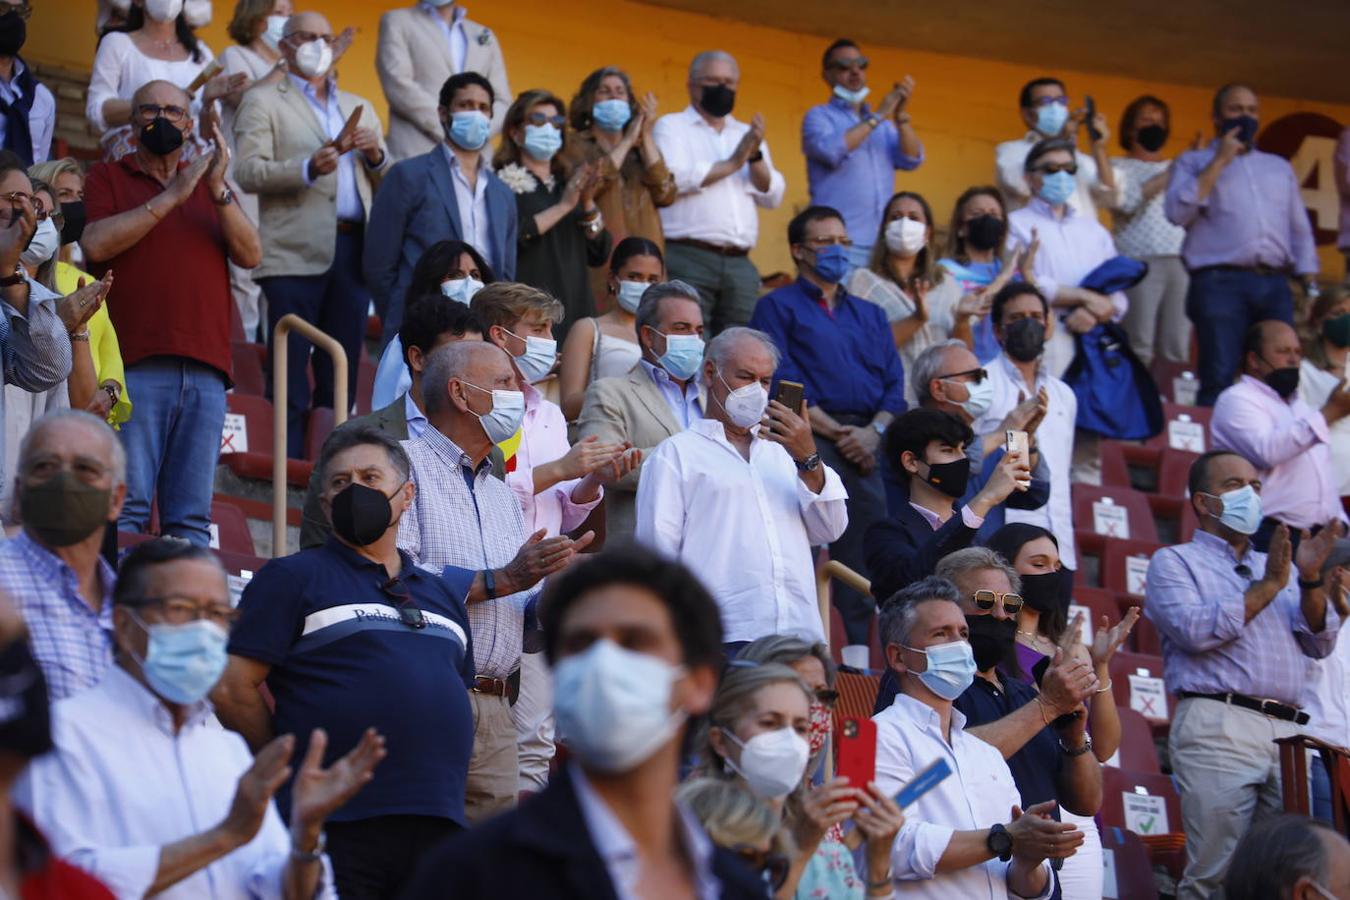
[678,777,795,894]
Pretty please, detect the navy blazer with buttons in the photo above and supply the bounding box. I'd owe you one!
[363,145,517,344]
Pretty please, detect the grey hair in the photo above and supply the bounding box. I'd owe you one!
[705,327,780,375]
[879,576,963,650]
[421,340,505,415]
[936,547,1022,595]
[634,279,702,341]
[688,50,738,83]
[19,408,126,486]
[677,777,796,859]
[1224,815,1341,900]
[912,339,969,406]
[737,635,836,689]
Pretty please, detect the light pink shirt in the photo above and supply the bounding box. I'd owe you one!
[1211,375,1343,529]
[909,502,985,531]
[506,383,602,537]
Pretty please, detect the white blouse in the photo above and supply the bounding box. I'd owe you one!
[86,31,216,154]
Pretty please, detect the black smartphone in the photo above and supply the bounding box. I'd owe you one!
[1085,95,1102,141]
[774,380,804,413]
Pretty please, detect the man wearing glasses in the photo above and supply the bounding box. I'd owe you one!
[995,76,1115,217]
[750,205,905,646]
[216,426,478,900]
[802,38,923,270]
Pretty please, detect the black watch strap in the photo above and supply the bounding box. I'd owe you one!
[795,452,821,473]
[747,150,764,163]
[1298,576,1324,590]
[987,823,1013,862]
[0,267,23,287]
[482,568,497,600]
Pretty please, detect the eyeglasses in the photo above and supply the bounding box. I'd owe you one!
[1034,163,1078,176]
[381,576,426,629]
[136,104,189,124]
[731,846,790,891]
[0,191,43,219]
[939,367,987,384]
[286,31,336,45]
[0,5,31,21]
[803,236,854,247]
[972,590,1024,615]
[1031,96,1069,108]
[139,596,239,628]
[814,687,839,706]
[826,56,869,72]
[525,111,566,129]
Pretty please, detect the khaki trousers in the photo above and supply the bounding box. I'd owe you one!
[463,691,519,824]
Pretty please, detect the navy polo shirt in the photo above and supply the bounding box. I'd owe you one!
[954,674,1063,814]
[229,538,476,825]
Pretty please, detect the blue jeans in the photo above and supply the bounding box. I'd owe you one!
[260,230,369,458]
[117,358,227,547]
[1185,267,1293,406]
[1311,754,1333,824]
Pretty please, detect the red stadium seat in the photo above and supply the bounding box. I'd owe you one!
[1110,651,1175,729]
[1151,360,1200,406]
[1144,403,1212,453]
[1110,708,1162,775]
[356,353,376,416]
[1099,824,1161,900]
[305,407,337,462]
[208,500,254,556]
[219,394,315,488]
[1101,539,1165,599]
[1072,485,1159,544]
[1100,442,1163,494]
[1067,586,1120,646]
[230,342,267,397]
[1158,450,1200,497]
[1129,612,1163,656]
[1100,767,1184,841]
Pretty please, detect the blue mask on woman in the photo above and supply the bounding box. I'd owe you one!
[448,110,490,151]
[523,124,563,161]
[810,244,850,285]
[592,99,632,132]
[1038,170,1076,207]
[131,614,230,705]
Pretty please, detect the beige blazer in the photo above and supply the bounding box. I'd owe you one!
[576,362,706,543]
[376,6,511,161]
[232,77,390,279]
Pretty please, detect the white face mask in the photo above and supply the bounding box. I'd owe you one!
[616,280,648,314]
[505,330,557,384]
[440,276,484,306]
[143,0,184,22]
[943,375,994,420]
[293,39,333,79]
[884,216,928,257]
[554,639,687,774]
[725,726,811,799]
[260,14,288,50]
[715,368,768,430]
[20,218,59,268]
[182,0,211,27]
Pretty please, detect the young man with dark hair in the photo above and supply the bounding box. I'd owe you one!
[751,204,905,645]
[365,71,517,344]
[995,76,1113,217]
[402,547,766,899]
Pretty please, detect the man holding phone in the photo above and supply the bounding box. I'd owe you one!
[635,327,848,655]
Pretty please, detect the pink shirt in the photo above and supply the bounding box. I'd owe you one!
[1211,375,1343,529]
[506,383,602,537]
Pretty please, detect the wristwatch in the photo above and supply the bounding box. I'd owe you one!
[213,187,235,207]
[987,823,1013,862]
[795,452,821,473]
[291,830,326,863]
[102,382,121,406]
[0,266,24,287]
[747,150,764,163]
[1059,735,1094,757]
[871,420,887,436]
[865,114,881,129]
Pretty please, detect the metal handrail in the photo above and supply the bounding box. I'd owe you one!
[272,314,348,557]
[815,559,871,640]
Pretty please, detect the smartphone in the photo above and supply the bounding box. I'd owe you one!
[1085,95,1102,141]
[774,380,805,413]
[895,757,953,809]
[1006,429,1031,488]
[836,717,876,789]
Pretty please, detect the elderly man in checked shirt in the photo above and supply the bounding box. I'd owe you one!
[397,340,593,823]
[1145,449,1345,900]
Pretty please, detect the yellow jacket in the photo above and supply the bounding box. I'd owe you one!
[54,262,132,426]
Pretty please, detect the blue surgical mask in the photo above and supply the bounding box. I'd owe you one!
[464,382,526,444]
[447,110,491,151]
[1038,169,1076,207]
[902,639,977,701]
[592,99,632,132]
[616,280,648,314]
[653,330,704,381]
[1203,484,1263,536]
[440,276,484,305]
[523,124,563,161]
[944,375,994,420]
[833,84,870,106]
[809,244,850,284]
[1034,102,1069,136]
[505,329,557,384]
[130,613,230,705]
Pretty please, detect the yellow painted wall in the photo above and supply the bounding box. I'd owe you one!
[32,0,1350,276]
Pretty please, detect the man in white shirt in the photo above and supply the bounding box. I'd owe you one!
[636,326,848,653]
[995,76,1113,217]
[971,284,1080,571]
[654,50,786,334]
[15,538,383,900]
[1006,138,1126,378]
[873,575,1080,899]
[1300,540,1350,824]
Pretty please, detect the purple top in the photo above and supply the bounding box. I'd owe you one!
[1013,642,1048,686]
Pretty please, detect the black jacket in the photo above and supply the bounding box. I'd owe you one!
[865,499,981,605]
[399,767,770,900]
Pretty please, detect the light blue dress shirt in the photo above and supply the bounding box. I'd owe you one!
[638,359,701,428]
[291,74,364,222]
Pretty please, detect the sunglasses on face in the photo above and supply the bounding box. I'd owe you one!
[972,590,1024,615]
[939,367,987,384]
[827,56,869,72]
[1035,163,1078,176]
[381,577,426,629]
[526,111,566,128]
[1032,96,1069,108]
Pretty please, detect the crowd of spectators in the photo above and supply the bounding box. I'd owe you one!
[0,1,1345,898]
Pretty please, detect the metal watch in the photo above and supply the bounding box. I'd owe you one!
[795,452,821,473]
[987,823,1013,862]
[291,830,325,863]
[0,266,24,287]
[871,420,887,435]
[865,114,881,129]
[214,187,235,207]
[1059,735,1094,757]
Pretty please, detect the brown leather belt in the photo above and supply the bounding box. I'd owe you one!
[336,220,364,235]
[669,238,749,258]
[472,672,521,704]
[1177,690,1309,725]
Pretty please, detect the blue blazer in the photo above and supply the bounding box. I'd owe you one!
[363,147,517,343]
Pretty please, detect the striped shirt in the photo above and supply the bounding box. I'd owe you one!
[398,425,533,679]
[1144,530,1341,706]
[0,532,115,700]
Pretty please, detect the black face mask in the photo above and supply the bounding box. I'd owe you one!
[919,456,970,498]
[59,200,85,245]
[1020,569,1067,614]
[1263,366,1300,400]
[0,12,25,57]
[699,84,736,118]
[1219,114,1259,147]
[139,116,185,157]
[0,639,52,760]
[1003,317,1046,363]
[1134,124,1168,153]
[330,482,403,547]
[965,614,1016,672]
[964,214,1005,252]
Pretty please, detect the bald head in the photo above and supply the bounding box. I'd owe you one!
[131,79,191,111]
[20,409,125,487]
[422,341,515,415]
[284,11,330,37]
